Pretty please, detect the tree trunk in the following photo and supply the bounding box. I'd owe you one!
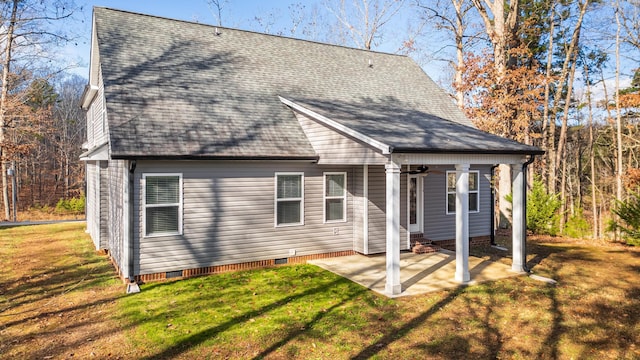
[470,0,519,229]
[0,0,19,220]
[453,0,465,108]
[584,62,598,239]
[470,0,520,81]
[560,145,568,231]
[498,163,512,228]
[541,1,556,192]
[553,0,588,194]
[614,0,624,205]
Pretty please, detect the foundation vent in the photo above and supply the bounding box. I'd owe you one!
[166,270,183,279]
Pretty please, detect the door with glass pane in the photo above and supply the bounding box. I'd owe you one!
[409,175,423,233]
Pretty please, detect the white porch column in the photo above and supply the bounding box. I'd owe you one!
[385,161,401,295]
[455,164,470,283]
[511,163,526,272]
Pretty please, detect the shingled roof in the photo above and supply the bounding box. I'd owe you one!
[93,7,542,159]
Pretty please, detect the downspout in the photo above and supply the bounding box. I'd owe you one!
[126,160,139,293]
[490,164,499,245]
[521,155,535,273]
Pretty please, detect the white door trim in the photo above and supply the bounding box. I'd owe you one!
[408,174,424,234]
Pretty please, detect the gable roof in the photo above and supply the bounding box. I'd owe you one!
[92,7,542,159]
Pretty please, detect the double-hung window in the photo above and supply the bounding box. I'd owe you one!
[143,174,182,236]
[324,172,347,222]
[275,173,304,226]
[446,170,479,214]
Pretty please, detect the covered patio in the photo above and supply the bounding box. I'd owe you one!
[309,250,525,297]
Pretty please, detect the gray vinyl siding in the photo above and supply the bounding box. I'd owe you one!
[99,161,109,249]
[92,67,107,147]
[423,165,491,241]
[133,161,356,275]
[296,113,388,165]
[365,166,409,254]
[367,166,386,253]
[352,166,365,253]
[107,160,126,272]
[85,66,107,150]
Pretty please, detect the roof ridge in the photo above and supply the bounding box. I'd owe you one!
[94,6,409,59]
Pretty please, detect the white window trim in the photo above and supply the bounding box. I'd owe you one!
[274,172,304,227]
[142,173,183,237]
[446,170,480,215]
[323,172,347,223]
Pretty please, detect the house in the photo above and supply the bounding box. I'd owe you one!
[80,7,543,295]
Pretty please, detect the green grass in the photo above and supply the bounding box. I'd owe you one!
[119,265,395,358]
[1,223,639,359]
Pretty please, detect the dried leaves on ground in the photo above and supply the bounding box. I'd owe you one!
[0,224,638,359]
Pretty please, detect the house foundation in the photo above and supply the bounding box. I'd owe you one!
[131,250,356,284]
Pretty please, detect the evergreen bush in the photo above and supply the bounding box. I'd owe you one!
[564,208,591,238]
[608,192,640,246]
[507,178,562,235]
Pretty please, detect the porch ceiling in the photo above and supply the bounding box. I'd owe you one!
[308,251,525,298]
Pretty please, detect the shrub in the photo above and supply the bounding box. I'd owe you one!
[55,195,86,215]
[608,192,640,246]
[564,207,591,239]
[506,178,562,235]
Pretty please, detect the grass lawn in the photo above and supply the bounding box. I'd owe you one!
[0,223,638,359]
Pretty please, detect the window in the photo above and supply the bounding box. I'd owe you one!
[447,171,479,214]
[143,174,182,236]
[324,172,347,222]
[275,173,303,226]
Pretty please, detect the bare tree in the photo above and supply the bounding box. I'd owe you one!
[415,0,476,108]
[52,75,86,199]
[614,0,624,212]
[324,0,407,50]
[0,0,78,219]
[206,0,227,26]
[0,0,19,220]
[469,0,520,80]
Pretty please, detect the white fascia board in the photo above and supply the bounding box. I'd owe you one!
[81,13,100,110]
[81,85,99,110]
[279,96,393,155]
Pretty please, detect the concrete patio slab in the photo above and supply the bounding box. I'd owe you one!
[309,250,525,297]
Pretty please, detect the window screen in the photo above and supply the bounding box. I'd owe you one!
[276,173,303,226]
[144,175,181,236]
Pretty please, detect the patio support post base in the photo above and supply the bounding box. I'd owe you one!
[455,164,470,283]
[385,161,401,295]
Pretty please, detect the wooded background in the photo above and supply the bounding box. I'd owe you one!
[0,0,638,240]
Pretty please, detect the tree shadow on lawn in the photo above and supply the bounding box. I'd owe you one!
[532,242,640,359]
[0,224,130,359]
[0,257,116,313]
[351,286,465,359]
[132,271,376,359]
